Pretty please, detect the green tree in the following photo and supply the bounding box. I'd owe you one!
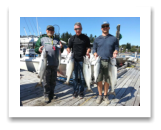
[89,34,93,43]
[126,43,131,50]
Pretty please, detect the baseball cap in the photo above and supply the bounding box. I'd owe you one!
[101,21,110,27]
[46,25,54,30]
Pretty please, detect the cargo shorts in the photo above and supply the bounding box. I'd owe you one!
[97,60,110,83]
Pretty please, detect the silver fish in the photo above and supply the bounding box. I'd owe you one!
[56,44,61,70]
[64,52,74,85]
[93,56,101,84]
[83,56,93,93]
[36,47,47,87]
[108,58,117,95]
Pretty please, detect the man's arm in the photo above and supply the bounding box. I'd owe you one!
[86,36,91,57]
[92,39,98,58]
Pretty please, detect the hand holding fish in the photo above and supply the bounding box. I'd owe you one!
[86,52,90,58]
[39,46,44,53]
[59,41,63,48]
[67,48,71,54]
[94,52,98,59]
[112,50,118,58]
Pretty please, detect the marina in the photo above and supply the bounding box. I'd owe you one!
[20,59,140,106]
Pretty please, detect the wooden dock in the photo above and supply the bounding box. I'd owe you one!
[20,63,140,106]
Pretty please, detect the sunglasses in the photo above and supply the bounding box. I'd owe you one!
[74,28,81,31]
[102,25,109,28]
[47,28,54,31]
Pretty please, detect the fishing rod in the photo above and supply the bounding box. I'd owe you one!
[53,24,60,38]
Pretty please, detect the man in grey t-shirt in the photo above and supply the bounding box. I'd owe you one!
[35,25,64,103]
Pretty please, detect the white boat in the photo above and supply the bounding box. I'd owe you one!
[20,49,40,72]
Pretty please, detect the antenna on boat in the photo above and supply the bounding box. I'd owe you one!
[36,17,39,37]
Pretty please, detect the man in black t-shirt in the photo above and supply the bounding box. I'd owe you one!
[67,22,91,99]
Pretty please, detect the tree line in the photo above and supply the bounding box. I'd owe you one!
[119,43,140,53]
[54,32,97,44]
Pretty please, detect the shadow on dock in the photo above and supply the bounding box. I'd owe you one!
[20,83,44,103]
[108,87,136,103]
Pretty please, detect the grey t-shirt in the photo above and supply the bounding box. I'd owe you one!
[44,44,60,67]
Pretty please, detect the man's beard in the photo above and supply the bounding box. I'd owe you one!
[102,30,108,34]
[47,33,53,36]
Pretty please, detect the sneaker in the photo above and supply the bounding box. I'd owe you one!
[44,94,53,104]
[73,92,78,98]
[96,95,102,104]
[53,94,57,99]
[103,95,110,105]
[79,91,84,99]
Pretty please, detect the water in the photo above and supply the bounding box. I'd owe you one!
[119,55,140,58]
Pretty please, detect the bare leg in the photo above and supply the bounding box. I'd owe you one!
[97,81,103,95]
[104,82,109,95]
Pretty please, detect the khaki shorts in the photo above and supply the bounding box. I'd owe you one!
[97,60,110,83]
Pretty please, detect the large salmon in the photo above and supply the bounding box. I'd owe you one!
[108,58,117,95]
[64,52,74,85]
[35,47,47,87]
[83,56,93,93]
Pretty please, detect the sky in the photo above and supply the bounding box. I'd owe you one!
[20,17,140,46]
[8,6,151,117]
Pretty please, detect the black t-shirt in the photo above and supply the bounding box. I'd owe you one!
[68,34,91,61]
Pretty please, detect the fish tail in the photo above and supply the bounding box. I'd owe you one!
[108,91,116,96]
[35,82,43,87]
[86,89,93,93]
[64,82,69,85]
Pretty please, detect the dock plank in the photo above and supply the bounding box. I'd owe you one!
[116,70,140,106]
[107,69,138,106]
[134,87,140,106]
[125,77,140,106]
[100,69,136,106]
[21,83,66,101]
[91,69,134,106]
[20,64,140,106]
[22,84,73,106]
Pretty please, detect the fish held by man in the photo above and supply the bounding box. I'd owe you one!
[83,56,93,93]
[64,52,74,85]
[93,56,101,84]
[108,58,117,96]
[35,47,47,87]
[56,42,62,71]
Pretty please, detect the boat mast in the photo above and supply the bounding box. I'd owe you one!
[36,17,39,37]
[24,27,30,49]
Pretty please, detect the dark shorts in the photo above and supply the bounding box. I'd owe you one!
[97,60,110,83]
